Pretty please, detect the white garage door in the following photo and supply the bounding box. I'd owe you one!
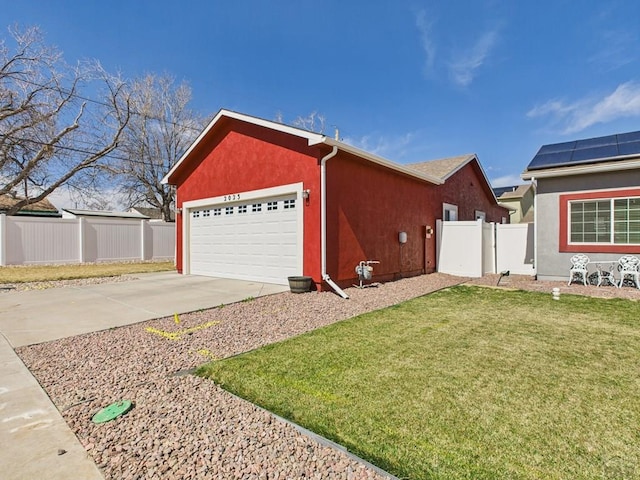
[189,194,299,285]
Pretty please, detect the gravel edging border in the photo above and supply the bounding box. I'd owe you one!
[223,388,400,480]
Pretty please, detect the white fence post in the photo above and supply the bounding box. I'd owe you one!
[78,217,86,263]
[0,214,6,266]
[140,220,150,261]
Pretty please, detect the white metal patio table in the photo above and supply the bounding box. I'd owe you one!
[588,261,619,287]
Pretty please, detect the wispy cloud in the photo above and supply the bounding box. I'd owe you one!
[448,30,499,87]
[415,9,437,76]
[527,81,640,134]
[342,132,420,161]
[589,29,638,71]
[490,174,524,188]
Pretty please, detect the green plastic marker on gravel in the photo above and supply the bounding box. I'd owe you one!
[91,400,133,424]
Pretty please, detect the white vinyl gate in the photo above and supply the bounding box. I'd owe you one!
[436,219,535,277]
[188,194,299,285]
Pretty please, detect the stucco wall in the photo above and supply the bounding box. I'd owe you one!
[326,155,509,286]
[173,120,323,281]
[326,154,436,285]
[536,169,640,281]
[498,188,534,223]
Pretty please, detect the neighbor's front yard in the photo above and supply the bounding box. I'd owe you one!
[199,286,640,480]
[0,261,174,284]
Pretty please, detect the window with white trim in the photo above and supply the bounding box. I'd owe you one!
[283,199,296,209]
[225,206,234,215]
[267,201,278,211]
[213,208,221,216]
[192,210,200,218]
[570,197,640,244]
[252,203,262,212]
[202,209,210,217]
[475,210,486,221]
[238,205,247,214]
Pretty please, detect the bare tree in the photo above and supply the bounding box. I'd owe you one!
[114,74,205,221]
[0,25,131,214]
[291,111,326,134]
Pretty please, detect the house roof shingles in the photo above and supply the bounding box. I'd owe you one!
[406,154,476,181]
[0,195,59,215]
[497,184,531,200]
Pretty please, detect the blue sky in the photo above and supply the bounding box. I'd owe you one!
[4,0,640,189]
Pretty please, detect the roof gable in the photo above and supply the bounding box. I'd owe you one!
[407,154,476,181]
[495,184,533,200]
[162,109,443,186]
[407,154,499,204]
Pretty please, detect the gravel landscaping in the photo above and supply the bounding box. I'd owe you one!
[16,273,467,480]
[15,272,639,479]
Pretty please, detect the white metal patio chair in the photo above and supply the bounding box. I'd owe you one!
[568,254,589,286]
[618,255,640,289]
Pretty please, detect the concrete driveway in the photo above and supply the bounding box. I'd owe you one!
[0,271,289,348]
[0,272,288,479]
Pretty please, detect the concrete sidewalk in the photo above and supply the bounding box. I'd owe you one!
[0,272,288,479]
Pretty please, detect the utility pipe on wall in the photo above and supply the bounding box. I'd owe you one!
[532,176,538,278]
[320,145,349,299]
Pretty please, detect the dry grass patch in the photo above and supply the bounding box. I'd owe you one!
[0,261,174,283]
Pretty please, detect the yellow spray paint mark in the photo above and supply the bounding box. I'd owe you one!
[174,313,180,325]
[196,348,218,360]
[145,321,220,341]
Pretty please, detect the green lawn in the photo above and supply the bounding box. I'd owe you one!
[0,261,174,283]
[198,286,640,480]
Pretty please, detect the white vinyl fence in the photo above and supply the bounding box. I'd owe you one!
[436,219,535,277]
[0,214,175,266]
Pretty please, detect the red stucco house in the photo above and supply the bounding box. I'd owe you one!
[162,109,508,295]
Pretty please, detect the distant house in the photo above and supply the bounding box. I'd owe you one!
[0,194,61,217]
[493,184,535,223]
[61,209,150,220]
[522,130,640,281]
[161,109,509,291]
[130,207,175,222]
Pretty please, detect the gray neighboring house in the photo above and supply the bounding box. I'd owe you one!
[522,130,640,281]
[130,207,175,222]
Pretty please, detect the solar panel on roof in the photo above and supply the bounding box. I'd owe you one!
[618,140,640,156]
[574,134,617,149]
[493,186,517,197]
[618,131,640,144]
[526,129,640,171]
[536,141,575,155]
[527,150,573,169]
[571,144,619,162]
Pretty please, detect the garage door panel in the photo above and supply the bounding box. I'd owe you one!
[189,193,299,285]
